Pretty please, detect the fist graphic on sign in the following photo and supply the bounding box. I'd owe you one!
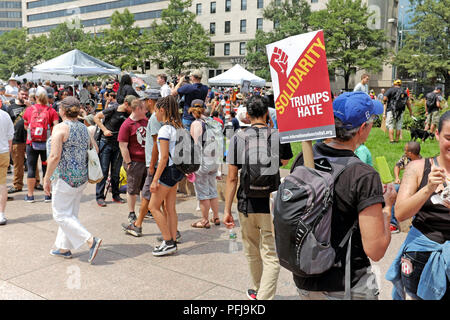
[270,47,288,80]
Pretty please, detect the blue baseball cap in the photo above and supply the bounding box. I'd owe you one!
[333,91,384,129]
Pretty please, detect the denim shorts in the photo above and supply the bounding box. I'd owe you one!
[159,165,184,188]
[401,251,450,300]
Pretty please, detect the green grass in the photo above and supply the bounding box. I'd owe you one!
[282,128,440,179]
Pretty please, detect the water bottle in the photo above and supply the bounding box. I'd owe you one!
[228,228,238,253]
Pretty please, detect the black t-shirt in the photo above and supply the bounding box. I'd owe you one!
[384,87,407,112]
[292,143,385,292]
[101,106,129,143]
[227,126,293,214]
[8,102,27,144]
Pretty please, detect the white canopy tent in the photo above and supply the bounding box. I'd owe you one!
[17,72,81,84]
[208,64,266,87]
[32,49,121,76]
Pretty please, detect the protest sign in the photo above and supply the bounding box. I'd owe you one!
[266,30,335,145]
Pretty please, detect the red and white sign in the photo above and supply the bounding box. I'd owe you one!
[266,30,336,143]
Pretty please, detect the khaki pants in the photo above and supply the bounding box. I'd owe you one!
[0,152,9,185]
[12,143,26,190]
[239,212,280,300]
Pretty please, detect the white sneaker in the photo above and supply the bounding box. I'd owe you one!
[152,240,177,256]
[0,213,6,225]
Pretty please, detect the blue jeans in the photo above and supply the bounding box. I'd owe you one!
[96,140,122,200]
[391,184,400,226]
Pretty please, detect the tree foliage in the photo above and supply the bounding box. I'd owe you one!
[147,0,217,76]
[246,0,312,80]
[395,0,450,96]
[309,0,388,90]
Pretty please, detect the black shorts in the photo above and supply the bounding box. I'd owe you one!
[159,165,184,188]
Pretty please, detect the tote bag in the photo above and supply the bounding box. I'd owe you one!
[87,147,103,184]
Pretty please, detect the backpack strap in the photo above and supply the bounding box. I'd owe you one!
[433,157,447,188]
[342,220,359,300]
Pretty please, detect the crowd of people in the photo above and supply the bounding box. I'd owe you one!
[0,70,448,301]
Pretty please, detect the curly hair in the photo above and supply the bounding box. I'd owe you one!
[156,95,183,129]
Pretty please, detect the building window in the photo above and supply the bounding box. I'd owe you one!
[209,70,215,78]
[210,1,216,13]
[241,0,247,10]
[311,0,318,3]
[224,21,231,34]
[224,43,230,56]
[210,22,216,34]
[209,44,215,56]
[274,20,280,29]
[225,0,231,12]
[256,18,263,30]
[240,42,246,55]
[158,62,164,69]
[196,3,202,15]
[257,0,264,9]
[240,19,246,33]
[145,61,150,70]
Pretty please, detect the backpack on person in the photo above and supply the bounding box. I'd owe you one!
[28,105,51,143]
[273,144,361,297]
[425,92,437,111]
[171,127,202,175]
[236,125,281,198]
[200,117,224,169]
[390,88,408,120]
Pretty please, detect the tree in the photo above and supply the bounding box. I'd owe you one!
[45,21,91,60]
[395,0,450,97]
[309,0,388,90]
[246,0,312,80]
[0,28,29,80]
[147,0,217,76]
[101,9,142,71]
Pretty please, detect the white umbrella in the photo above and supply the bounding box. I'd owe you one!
[32,49,121,76]
[208,64,266,87]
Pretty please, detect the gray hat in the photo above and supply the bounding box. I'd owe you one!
[191,99,205,108]
[61,96,80,109]
[83,114,96,126]
[46,86,55,99]
[140,89,161,100]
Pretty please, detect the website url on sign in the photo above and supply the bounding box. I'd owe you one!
[286,130,333,140]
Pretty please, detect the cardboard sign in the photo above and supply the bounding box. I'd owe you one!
[266,30,336,143]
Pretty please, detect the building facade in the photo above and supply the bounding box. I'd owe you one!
[0,0,22,34]
[22,0,399,92]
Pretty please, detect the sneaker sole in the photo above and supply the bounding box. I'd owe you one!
[88,238,102,264]
[123,227,142,237]
[152,247,177,256]
[25,200,35,203]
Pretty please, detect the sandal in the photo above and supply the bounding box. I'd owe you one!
[191,220,210,229]
[210,217,220,226]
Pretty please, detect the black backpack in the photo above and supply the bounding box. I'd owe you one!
[273,144,361,298]
[390,88,408,120]
[425,92,437,111]
[236,125,281,198]
[170,126,201,175]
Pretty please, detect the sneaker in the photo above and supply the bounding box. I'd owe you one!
[390,224,400,234]
[44,195,52,203]
[24,195,35,203]
[0,216,7,226]
[157,231,181,243]
[7,186,21,194]
[97,199,107,207]
[7,165,12,174]
[50,249,72,259]
[152,240,177,256]
[35,184,44,191]
[128,212,137,223]
[112,196,126,204]
[88,237,102,264]
[122,222,142,237]
[144,211,154,219]
[246,289,258,300]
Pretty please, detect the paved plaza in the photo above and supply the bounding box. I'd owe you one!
[0,170,406,300]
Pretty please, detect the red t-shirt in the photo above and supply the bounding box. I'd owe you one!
[118,117,148,163]
[23,104,59,145]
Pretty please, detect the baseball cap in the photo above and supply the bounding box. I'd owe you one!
[394,79,402,85]
[140,89,161,100]
[61,96,80,109]
[124,95,137,104]
[46,87,55,99]
[333,91,384,129]
[191,99,205,108]
[189,69,203,79]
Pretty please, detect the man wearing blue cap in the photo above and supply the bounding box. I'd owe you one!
[290,91,397,300]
